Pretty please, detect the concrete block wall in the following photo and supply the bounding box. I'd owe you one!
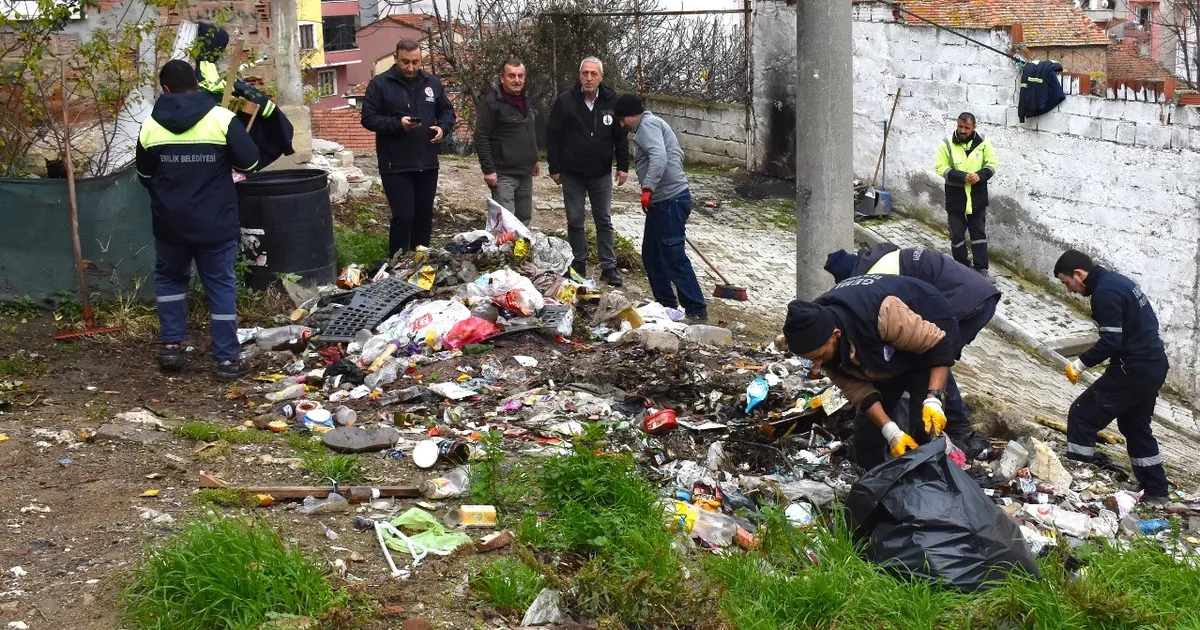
[644,95,748,167]
[752,0,1200,403]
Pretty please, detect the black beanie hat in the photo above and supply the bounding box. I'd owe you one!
[783,300,837,355]
[613,94,644,119]
[824,249,858,283]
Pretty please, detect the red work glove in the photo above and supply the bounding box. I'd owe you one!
[641,189,652,211]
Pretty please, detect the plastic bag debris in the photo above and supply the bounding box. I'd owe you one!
[485,197,533,240]
[427,382,477,401]
[745,377,769,413]
[846,438,1042,593]
[530,232,574,276]
[521,588,567,627]
[786,503,816,527]
[443,317,499,350]
[296,492,351,516]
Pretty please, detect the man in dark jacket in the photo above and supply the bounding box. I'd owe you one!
[783,275,962,470]
[1055,250,1170,503]
[475,59,538,226]
[135,60,259,380]
[546,57,630,285]
[934,112,998,277]
[361,38,457,256]
[824,244,1000,446]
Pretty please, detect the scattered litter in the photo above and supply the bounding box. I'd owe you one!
[521,588,567,627]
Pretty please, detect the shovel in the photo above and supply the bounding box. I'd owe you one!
[858,89,902,217]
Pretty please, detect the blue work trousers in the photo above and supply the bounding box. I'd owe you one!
[642,190,707,317]
[154,238,240,363]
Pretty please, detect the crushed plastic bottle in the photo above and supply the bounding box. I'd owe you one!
[255,325,315,352]
[420,467,469,500]
[364,359,400,390]
[296,492,351,515]
[265,383,307,402]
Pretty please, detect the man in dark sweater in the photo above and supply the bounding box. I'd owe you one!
[361,38,457,256]
[546,57,630,286]
[1055,250,1170,503]
[475,58,538,225]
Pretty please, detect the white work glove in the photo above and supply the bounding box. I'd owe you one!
[881,421,918,458]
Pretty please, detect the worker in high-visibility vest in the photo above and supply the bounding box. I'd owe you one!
[934,112,998,280]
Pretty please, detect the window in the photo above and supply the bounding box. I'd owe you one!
[299,23,315,50]
[323,16,357,52]
[317,69,337,97]
[1136,6,1151,27]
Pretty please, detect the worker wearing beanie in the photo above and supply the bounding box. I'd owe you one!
[614,94,708,323]
[783,274,962,470]
[823,245,1001,447]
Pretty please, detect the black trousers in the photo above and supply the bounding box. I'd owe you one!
[855,370,935,471]
[948,205,988,270]
[382,170,439,256]
[1067,361,1169,496]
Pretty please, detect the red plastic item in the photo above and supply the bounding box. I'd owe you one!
[443,317,499,350]
[643,409,678,435]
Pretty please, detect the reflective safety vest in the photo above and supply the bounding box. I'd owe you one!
[198,60,277,118]
[866,249,901,276]
[934,133,998,215]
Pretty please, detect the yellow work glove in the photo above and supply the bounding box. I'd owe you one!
[1065,359,1085,385]
[881,421,919,458]
[922,396,947,437]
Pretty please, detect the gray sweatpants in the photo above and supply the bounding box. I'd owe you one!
[562,173,616,270]
[492,173,534,226]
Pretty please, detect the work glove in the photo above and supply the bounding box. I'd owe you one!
[922,396,947,436]
[641,188,653,211]
[1065,359,1085,384]
[881,421,919,458]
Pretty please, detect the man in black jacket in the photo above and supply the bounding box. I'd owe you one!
[475,59,539,225]
[135,60,259,380]
[361,38,457,256]
[546,57,630,286]
[1055,250,1170,503]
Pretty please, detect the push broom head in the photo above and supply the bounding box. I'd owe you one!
[713,284,749,301]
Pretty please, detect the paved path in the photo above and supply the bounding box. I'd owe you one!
[609,203,1200,482]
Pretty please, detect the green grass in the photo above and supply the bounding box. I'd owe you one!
[121,517,340,630]
[471,556,549,613]
[709,508,1200,629]
[0,350,49,378]
[301,451,363,483]
[285,432,326,454]
[173,421,273,445]
[0,296,39,319]
[334,226,390,269]
[197,488,259,509]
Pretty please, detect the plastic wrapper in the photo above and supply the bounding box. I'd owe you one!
[846,438,1042,593]
[444,316,500,349]
[530,232,574,275]
[495,289,540,317]
[296,492,351,515]
[745,377,769,413]
[485,198,533,240]
[390,300,472,350]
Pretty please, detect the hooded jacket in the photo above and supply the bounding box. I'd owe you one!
[935,131,997,216]
[852,244,1000,321]
[135,92,259,246]
[546,83,629,177]
[1018,60,1066,123]
[1079,266,1168,370]
[360,67,457,174]
[813,275,961,412]
[474,87,538,176]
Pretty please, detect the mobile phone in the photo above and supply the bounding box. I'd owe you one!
[408,116,422,123]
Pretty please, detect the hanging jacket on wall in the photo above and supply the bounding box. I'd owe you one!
[1018,60,1066,123]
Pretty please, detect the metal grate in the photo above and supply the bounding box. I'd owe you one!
[318,278,427,342]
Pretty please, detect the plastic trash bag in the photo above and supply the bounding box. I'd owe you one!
[485,198,532,240]
[530,232,574,276]
[443,316,499,349]
[390,300,472,350]
[845,437,1042,593]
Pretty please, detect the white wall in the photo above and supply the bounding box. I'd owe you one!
[752,0,1200,402]
[646,95,748,167]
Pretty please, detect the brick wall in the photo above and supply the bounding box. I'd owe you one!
[752,0,1200,404]
[310,108,375,150]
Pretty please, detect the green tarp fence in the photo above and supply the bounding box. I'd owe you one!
[0,166,156,304]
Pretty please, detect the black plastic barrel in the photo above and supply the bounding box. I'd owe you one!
[236,169,337,290]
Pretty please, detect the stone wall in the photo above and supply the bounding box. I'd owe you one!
[644,95,747,167]
[750,0,1200,403]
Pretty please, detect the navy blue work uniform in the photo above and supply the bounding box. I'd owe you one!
[1067,266,1169,496]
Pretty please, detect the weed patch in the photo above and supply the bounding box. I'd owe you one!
[301,451,363,483]
[197,488,258,509]
[173,421,273,445]
[0,350,48,378]
[335,226,390,269]
[0,296,39,319]
[472,556,549,613]
[121,517,340,630]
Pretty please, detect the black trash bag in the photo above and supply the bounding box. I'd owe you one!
[324,358,366,385]
[844,438,1041,593]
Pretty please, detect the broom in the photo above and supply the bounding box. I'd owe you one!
[685,237,748,301]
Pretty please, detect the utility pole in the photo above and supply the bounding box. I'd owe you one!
[270,0,311,163]
[794,0,853,300]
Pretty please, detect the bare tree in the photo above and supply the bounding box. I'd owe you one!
[1156,1,1199,88]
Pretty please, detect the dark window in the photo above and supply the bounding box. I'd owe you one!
[299,24,315,50]
[323,16,357,51]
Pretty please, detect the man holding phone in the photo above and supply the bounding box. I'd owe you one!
[361,38,457,256]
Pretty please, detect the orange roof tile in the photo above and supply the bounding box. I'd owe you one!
[897,0,1111,48]
[1106,40,1173,81]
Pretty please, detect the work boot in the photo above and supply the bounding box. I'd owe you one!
[157,343,183,373]
[600,267,623,287]
[1142,494,1171,506]
[683,312,709,325]
[214,356,250,381]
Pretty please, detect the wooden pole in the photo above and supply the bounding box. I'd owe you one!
[60,62,93,327]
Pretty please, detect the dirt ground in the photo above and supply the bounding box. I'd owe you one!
[0,157,793,629]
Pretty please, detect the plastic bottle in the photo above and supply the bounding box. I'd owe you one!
[295,492,351,515]
[255,326,315,352]
[364,359,400,390]
[265,383,307,402]
[361,335,392,365]
[420,467,469,500]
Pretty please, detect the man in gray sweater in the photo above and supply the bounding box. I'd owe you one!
[614,94,707,322]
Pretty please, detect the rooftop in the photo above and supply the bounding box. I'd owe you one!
[1105,40,1173,82]
[896,0,1112,48]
